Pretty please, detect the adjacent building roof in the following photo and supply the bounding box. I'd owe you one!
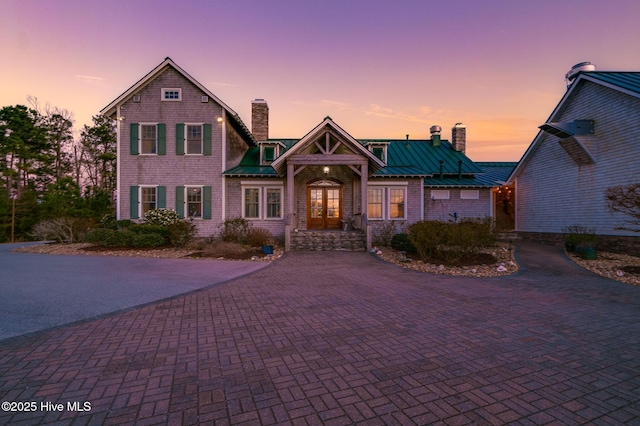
[507,70,640,183]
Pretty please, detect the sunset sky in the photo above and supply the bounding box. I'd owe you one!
[2,0,640,161]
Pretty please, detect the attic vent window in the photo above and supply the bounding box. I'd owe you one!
[132,95,141,102]
[161,88,182,101]
[201,96,209,103]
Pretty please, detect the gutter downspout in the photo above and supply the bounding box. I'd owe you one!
[116,106,121,220]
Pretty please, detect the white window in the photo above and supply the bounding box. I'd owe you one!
[242,183,283,220]
[244,187,260,219]
[140,124,157,154]
[161,88,182,101]
[186,186,203,218]
[460,189,480,200]
[431,189,450,200]
[389,188,406,219]
[186,124,203,155]
[140,186,157,217]
[368,188,383,219]
[368,184,407,220]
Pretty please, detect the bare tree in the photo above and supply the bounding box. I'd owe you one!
[605,183,640,232]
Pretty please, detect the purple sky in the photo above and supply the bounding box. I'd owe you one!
[2,0,640,161]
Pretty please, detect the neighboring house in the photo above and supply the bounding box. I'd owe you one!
[507,63,640,253]
[102,58,514,250]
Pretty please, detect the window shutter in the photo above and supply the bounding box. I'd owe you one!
[203,124,212,155]
[157,186,166,208]
[203,186,212,219]
[130,186,139,219]
[175,186,185,218]
[176,123,185,155]
[157,124,166,155]
[130,124,139,155]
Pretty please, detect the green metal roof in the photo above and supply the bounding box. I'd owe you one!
[579,72,640,96]
[425,162,517,188]
[224,137,494,183]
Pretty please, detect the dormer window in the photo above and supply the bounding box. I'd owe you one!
[260,142,282,165]
[367,142,389,164]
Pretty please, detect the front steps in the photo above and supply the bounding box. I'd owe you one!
[290,230,367,251]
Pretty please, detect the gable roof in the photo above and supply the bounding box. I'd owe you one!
[100,57,255,144]
[507,70,640,182]
[270,116,385,176]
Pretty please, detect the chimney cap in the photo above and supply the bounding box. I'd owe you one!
[252,98,268,103]
[453,122,466,128]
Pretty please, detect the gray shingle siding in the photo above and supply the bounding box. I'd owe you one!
[119,67,237,237]
[515,81,640,236]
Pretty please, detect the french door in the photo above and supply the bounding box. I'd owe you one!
[307,187,342,229]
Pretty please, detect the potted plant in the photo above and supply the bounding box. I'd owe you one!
[563,225,597,259]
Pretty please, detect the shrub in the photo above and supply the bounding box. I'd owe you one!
[131,232,166,248]
[373,221,398,246]
[391,233,416,253]
[221,217,250,242]
[563,225,597,246]
[30,217,93,243]
[130,224,170,241]
[408,218,496,263]
[168,220,197,248]
[84,228,134,247]
[246,227,272,247]
[143,208,181,226]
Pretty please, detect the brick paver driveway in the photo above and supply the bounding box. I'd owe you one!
[1,242,639,425]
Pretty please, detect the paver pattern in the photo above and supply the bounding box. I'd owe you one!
[1,242,639,425]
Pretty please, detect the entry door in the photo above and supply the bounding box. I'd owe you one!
[308,187,342,229]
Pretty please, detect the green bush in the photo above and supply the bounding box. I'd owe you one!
[131,232,166,248]
[408,218,496,262]
[391,233,416,253]
[168,220,197,248]
[84,228,134,247]
[130,224,170,241]
[221,217,250,242]
[246,227,272,247]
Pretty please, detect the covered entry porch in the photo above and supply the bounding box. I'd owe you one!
[270,117,384,251]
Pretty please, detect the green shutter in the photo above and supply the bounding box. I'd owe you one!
[203,124,212,155]
[157,124,166,155]
[203,186,212,219]
[175,186,185,218]
[130,186,139,219]
[176,123,185,155]
[130,124,139,155]
[157,186,166,209]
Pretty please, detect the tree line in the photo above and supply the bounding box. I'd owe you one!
[0,99,116,242]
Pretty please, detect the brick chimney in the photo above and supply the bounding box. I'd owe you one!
[452,123,466,153]
[251,99,269,142]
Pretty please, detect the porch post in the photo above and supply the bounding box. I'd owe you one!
[286,162,295,251]
[360,163,372,250]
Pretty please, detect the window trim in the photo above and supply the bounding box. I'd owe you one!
[388,187,407,220]
[139,185,158,218]
[460,189,480,200]
[367,183,408,220]
[368,187,383,220]
[241,182,284,220]
[431,189,450,200]
[139,122,159,155]
[161,88,182,101]
[185,123,204,155]
[184,185,204,219]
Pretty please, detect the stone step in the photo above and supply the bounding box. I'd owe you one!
[290,230,367,251]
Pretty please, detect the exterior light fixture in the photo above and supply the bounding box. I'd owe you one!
[323,166,330,175]
[217,117,223,123]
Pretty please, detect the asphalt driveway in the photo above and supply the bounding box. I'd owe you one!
[1,241,639,424]
[0,242,269,341]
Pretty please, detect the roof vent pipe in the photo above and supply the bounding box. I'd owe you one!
[430,125,442,147]
[457,160,463,180]
[439,160,444,180]
[565,62,596,86]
